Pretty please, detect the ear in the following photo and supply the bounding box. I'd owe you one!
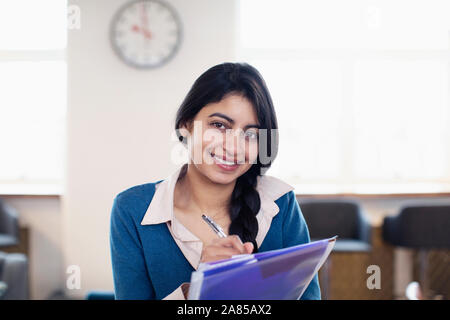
[177,121,192,145]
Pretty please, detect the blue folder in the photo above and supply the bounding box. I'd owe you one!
[188,236,337,300]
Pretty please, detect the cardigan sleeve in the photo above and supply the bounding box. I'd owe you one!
[110,194,156,299]
[281,191,322,300]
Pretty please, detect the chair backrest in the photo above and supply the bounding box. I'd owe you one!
[299,200,370,242]
[383,205,450,248]
[0,252,28,299]
[0,199,19,239]
[0,251,6,279]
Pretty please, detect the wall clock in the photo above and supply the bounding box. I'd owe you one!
[110,0,182,69]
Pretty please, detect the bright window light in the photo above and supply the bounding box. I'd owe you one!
[238,0,450,193]
[0,1,67,191]
[0,0,67,50]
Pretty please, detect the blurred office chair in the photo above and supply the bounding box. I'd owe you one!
[0,281,7,298]
[299,199,372,299]
[383,205,450,299]
[0,251,29,299]
[0,199,19,248]
[299,200,372,251]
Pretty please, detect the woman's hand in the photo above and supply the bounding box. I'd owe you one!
[200,235,254,263]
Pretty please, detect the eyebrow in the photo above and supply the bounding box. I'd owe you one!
[208,112,260,129]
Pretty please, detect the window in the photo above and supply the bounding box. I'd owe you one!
[237,0,450,193]
[0,1,67,194]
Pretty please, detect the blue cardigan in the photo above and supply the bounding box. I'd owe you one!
[110,182,321,300]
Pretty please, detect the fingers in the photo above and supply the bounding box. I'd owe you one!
[212,235,245,254]
[207,255,233,262]
[209,244,242,257]
[200,245,241,263]
[200,236,256,263]
[243,242,254,254]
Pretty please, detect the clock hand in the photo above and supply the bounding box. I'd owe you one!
[140,2,152,39]
[132,24,140,33]
[131,24,152,39]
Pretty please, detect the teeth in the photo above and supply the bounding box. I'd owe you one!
[211,153,236,166]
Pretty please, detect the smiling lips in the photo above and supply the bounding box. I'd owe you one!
[210,152,241,171]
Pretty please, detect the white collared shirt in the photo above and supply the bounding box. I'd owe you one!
[140,163,294,299]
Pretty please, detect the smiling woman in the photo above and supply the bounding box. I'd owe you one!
[174,63,279,251]
[110,62,320,300]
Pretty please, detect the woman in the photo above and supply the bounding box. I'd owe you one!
[110,62,320,300]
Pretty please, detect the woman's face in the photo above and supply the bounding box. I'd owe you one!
[183,94,260,185]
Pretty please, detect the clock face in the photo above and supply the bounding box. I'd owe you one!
[110,0,182,69]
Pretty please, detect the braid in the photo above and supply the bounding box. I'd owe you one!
[228,165,261,253]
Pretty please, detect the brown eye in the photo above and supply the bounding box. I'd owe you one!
[210,121,225,129]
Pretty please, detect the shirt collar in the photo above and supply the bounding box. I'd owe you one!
[140,163,294,226]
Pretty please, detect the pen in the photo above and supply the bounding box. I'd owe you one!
[201,214,227,238]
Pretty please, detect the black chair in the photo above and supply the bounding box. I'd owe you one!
[0,199,19,248]
[383,205,450,299]
[383,205,450,249]
[299,199,372,251]
[299,199,372,299]
[0,251,29,299]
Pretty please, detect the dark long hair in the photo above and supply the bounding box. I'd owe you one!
[175,62,278,253]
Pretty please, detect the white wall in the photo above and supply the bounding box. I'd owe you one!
[63,0,238,298]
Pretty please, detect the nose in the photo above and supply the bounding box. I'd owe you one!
[223,130,246,163]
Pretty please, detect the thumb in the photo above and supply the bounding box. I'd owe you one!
[243,242,254,254]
